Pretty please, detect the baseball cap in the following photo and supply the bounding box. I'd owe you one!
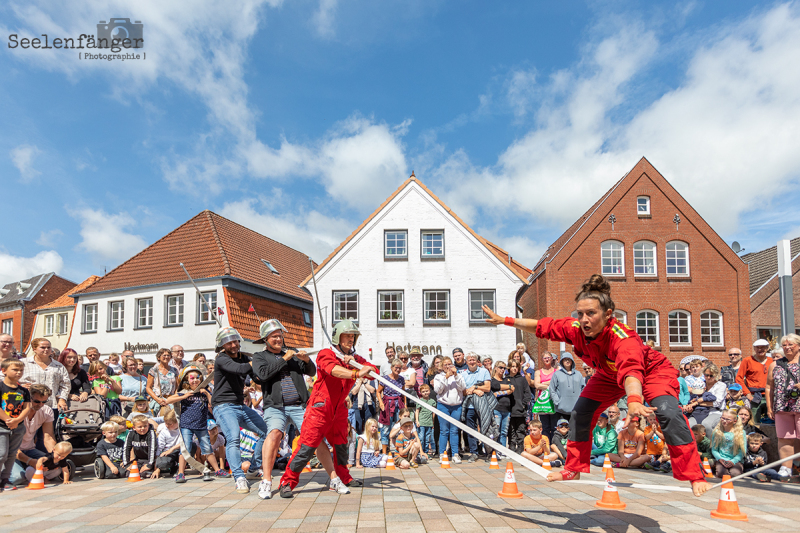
[599,413,608,419]
[207,420,218,430]
[753,339,769,347]
[556,419,569,427]
[399,417,414,426]
[452,348,464,355]
[134,395,147,403]
[629,416,641,422]
[728,383,742,391]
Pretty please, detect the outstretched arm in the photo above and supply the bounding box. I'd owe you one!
[483,305,538,335]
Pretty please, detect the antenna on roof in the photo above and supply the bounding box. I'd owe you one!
[732,241,745,254]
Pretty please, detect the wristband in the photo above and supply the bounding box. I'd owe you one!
[627,394,643,405]
[504,316,515,326]
[352,369,358,380]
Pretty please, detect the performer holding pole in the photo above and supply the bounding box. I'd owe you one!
[483,274,712,497]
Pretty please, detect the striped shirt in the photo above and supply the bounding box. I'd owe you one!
[280,368,301,406]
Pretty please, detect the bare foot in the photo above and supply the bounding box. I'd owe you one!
[547,471,580,482]
[692,480,712,496]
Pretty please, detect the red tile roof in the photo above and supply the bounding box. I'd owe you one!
[34,276,101,312]
[74,211,314,303]
[225,288,314,346]
[302,173,532,286]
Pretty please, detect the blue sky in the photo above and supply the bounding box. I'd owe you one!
[2,1,800,286]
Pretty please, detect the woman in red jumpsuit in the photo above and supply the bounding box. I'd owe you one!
[484,274,711,496]
[278,319,377,498]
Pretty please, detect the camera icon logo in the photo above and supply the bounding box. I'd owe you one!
[97,18,144,48]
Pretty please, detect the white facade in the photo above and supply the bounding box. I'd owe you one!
[69,279,227,363]
[307,180,526,372]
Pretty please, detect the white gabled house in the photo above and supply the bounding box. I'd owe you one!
[303,173,531,370]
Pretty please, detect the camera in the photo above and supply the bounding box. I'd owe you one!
[787,389,800,400]
[97,18,143,48]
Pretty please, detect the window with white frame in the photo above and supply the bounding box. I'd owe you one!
[668,310,691,345]
[700,311,723,346]
[378,291,404,322]
[57,313,68,335]
[1,319,12,336]
[469,290,496,322]
[83,304,97,333]
[109,301,124,331]
[666,241,689,276]
[633,241,656,276]
[637,196,650,215]
[333,291,358,323]
[421,230,444,258]
[601,241,624,275]
[198,292,217,324]
[636,310,659,345]
[613,310,627,325]
[166,295,184,326]
[137,298,153,328]
[424,290,450,322]
[384,231,408,259]
[44,315,54,336]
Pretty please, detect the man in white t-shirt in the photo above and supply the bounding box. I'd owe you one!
[10,384,57,485]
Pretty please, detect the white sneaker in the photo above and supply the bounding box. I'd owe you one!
[235,477,250,494]
[246,468,263,480]
[452,454,462,464]
[329,477,350,495]
[258,480,272,499]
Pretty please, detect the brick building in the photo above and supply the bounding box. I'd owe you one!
[0,273,77,352]
[517,157,751,368]
[69,210,314,360]
[745,236,800,346]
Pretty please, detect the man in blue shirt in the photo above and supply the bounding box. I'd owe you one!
[460,352,491,462]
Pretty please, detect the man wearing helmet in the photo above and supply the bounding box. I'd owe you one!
[277,319,377,498]
[250,319,316,500]
[211,327,270,494]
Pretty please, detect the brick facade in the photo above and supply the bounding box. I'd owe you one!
[750,253,800,347]
[0,275,76,352]
[518,158,751,369]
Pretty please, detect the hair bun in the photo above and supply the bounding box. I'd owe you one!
[581,274,611,295]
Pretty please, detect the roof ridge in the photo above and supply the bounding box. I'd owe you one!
[206,211,232,276]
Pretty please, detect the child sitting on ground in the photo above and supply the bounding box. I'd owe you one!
[589,412,618,466]
[724,384,750,411]
[608,416,650,468]
[415,385,437,456]
[692,424,714,469]
[127,395,164,429]
[521,420,557,466]
[202,420,229,477]
[153,410,182,479]
[745,433,782,482]
[123,414,157,477]
[95,421,128,478]
[393,417,424,469]
[389,407,427,463]
[642,413,671,473]
[29,441,73,484]
[356,418,388,468]
[711,408,745,478]
[550,419,569,468]
[110,415,130,441]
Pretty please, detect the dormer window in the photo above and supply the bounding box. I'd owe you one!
[261,259,279,275]
[637,196,650,216]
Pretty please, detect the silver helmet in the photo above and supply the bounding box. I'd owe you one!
[215,326,243,353]
[253,319,287,344]
[332,319,360,346]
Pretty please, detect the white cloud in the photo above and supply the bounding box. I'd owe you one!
[0,250,64,287]
[218,198,353,263]
[312,0,339,37]
[36,229,64,247]
[73,208,148,263]
[9,144,41,181]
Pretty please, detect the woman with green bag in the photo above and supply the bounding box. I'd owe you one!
[533,353,557,441]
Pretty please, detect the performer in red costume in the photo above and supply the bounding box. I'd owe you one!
[277,319,377,498]
[484,274,712,496]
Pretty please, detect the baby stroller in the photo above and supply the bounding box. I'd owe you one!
[55,394,107,470]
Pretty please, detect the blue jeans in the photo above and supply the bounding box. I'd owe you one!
[214,403,268,480]
[437,402,462,455]
[751,468,782,481]
[181,428,212,455]
[493,410,510,448]
[418,426,435,453]
[263,404,306,435]
[380,408,401,446]
[9,447,47,485]
[465,408,479,454]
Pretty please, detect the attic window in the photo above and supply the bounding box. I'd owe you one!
[637,196,650,216]
[261,259,279,275]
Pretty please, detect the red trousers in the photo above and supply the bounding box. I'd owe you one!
[565,369,705,483]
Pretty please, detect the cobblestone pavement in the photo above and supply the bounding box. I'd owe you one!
[1,460,797,533]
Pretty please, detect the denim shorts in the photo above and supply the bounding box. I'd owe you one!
[263,404,306,435]
[181,427,212,455]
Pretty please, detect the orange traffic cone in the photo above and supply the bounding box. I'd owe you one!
[497,462,524,499]
[595,466,626,510]
[127,461,141,483]
[602,454,612,474]
[27,468,45,490]
[489,451,499,469]
[703,458,714,479]
[710,475,747,521]
[542,458,552,470]
[301,463,313,473]
[441,452,451,469]
[385,453,397,470]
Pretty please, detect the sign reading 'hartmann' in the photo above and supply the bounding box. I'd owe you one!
[124,342,159,353]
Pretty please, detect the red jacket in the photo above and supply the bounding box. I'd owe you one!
[536,316,674,389]
[734,356,769,394]
[309,347,377,408]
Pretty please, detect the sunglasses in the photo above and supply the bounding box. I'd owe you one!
[703,373,714,378]
[32,399,46,405]
[496,365,506,369]
[728,353,740,357]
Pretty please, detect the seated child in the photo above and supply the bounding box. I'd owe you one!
[197,420,229,477]
[95,421,128,478]
[608,416,650,468]
[238,428,260,474]
[711,409,745,478]
[745,433,782,482]
[393,417,423,469]
[550,419,569,468]
[521,420,557,466]
[589,412,618,466]
[416,385,437,456]
[28,441,73,484]
[127,395,164,429]
[389,408,428,463]
[153,410,182,479]
[683,360,706,416]
[642,413,671,472]
[692,424,714,469]
[356,418,388,468]
[110,415,130,441]
[89,361,123,418]
[123,414,157,477]
[724,384,750,411]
